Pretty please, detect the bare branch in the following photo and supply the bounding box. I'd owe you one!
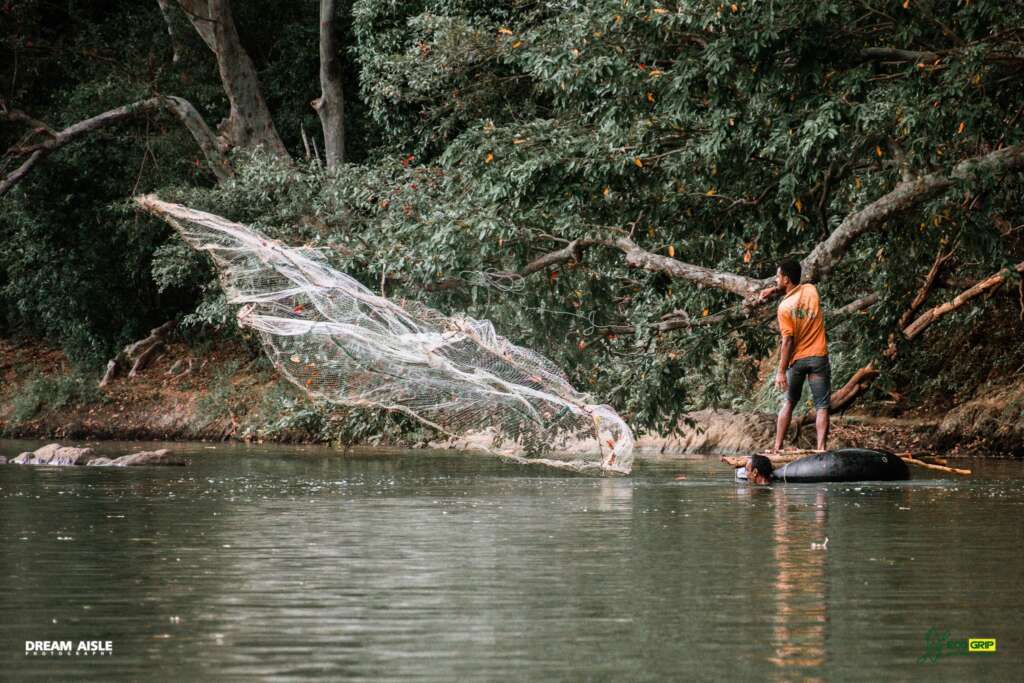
[526,144,1024,307]
[162,96,233,181]
[2,99,162,197]
[1,96,232,197]
[521,239,601,276]
[902,261,1024,340]
[832,292,881,317]
[897,244,955,330]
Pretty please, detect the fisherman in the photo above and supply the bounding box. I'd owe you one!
[742,454,774,484]
[759,260,831,452]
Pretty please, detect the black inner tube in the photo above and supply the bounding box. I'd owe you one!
[736,448,910,483]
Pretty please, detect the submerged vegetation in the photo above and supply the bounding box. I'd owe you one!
[2,1,1022,441]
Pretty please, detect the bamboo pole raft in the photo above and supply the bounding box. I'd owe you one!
[721,449,972,476]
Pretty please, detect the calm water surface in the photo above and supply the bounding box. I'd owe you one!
[1,440,1021,680]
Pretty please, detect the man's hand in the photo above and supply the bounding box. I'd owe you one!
[758,285,779,302]
[775,370,788,392]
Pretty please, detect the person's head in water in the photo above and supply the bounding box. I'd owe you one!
[776,259,801,293]
[745,455,774,484]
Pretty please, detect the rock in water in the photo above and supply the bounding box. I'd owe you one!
[0,456,6,465]
[10,444,97,465]
[7,444,185,467]
[47,446,97,466]
[30,443,63,461]
[111,449,187,466]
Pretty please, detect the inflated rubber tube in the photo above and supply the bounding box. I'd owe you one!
[736,448,910,483]
[776,448,909,482]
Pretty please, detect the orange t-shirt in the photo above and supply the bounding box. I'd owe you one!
[777,283,827,364]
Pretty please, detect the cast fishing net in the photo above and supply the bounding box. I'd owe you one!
[137,195,634,473]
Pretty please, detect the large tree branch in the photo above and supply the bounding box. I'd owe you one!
[1,96,231,197]
[611,237,763,297]
[520,144,1024,305]
[902,260,1024,340]
[517,143,1022,307]
[177,0,290,158]
[802,142,1024,284]
[861,47,940,64]
[313,0,346,167]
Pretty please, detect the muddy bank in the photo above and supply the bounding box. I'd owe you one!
[1,338,1017,457]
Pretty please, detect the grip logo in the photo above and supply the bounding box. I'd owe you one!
[969,638,996,653]
[919,629,997,663]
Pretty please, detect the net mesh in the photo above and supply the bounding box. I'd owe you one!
[138,195,634,473]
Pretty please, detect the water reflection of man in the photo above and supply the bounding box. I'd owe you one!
[769,488,828,672]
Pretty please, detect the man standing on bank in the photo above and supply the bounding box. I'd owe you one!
[759,260,831,452]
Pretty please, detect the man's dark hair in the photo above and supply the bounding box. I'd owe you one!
[778,260,801,285]
[749,455,774,479]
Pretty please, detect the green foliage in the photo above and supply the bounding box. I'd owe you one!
[6,371,103,427]
[3,0,1023,437]
[194,359,244,428]
[244,379,433,446]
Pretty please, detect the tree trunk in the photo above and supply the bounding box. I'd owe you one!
[177,0,290,159]
[156,0,183,64]
[313,0,346,167]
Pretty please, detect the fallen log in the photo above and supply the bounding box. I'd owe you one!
[791,362,879,438]
[99,321,175,388]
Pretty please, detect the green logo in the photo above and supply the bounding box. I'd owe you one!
[918,629,996,663]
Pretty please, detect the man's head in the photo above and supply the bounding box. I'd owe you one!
[776,260,801,291]
[745,455,774,484]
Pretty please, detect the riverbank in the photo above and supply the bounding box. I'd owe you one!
[1,337,1020,457]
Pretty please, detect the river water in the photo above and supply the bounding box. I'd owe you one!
[1,440,1021,680]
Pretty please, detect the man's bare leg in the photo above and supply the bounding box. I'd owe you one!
[774,400,794,451]
[815,408,829,451]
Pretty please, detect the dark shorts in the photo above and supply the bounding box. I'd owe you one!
[785,355,831,411]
